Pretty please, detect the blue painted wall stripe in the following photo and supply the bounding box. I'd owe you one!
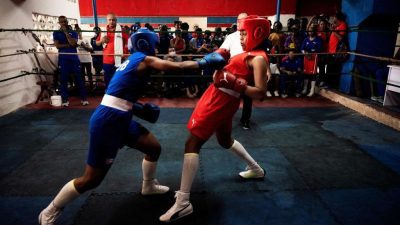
[207,17,237,24]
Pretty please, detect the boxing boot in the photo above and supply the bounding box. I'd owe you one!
[159,191,193,222]
[141,179,170,195]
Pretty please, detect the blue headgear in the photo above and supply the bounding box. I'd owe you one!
[130,28,159,56]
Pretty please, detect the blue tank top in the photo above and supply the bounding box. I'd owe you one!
[106,52,147,103]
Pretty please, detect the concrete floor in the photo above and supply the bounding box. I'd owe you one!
[1,96,400,225]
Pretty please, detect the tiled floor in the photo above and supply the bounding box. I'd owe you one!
[1,96,400,225]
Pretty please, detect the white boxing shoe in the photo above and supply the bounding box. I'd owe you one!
[239,165,266,179]
[141,179,170,195]
[159,191,193,222]
[38,203,62,225]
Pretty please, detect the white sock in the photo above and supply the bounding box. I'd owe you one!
[180,153,199,193]
[48,180,80,211]
[229,140,258,168]
[142,159,157,181]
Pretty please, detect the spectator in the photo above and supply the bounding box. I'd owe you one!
[170,29,186,54]
[301,24,323,97]
[279,49,303,98]
[219,12,254,130]
[266,36,281,97]
[53,15,88,106]
[327,11,348,88]
[162,48,184,98]
[286,18,295,32]
[211,27,224,48]
[202,30,213,53]
[269,21,285,50]
[96,13,129,89]
[180,22,192,53]
[284,24,303,52]
[158,25,171,54]
[189,28,204,53]
[77,29,94,91]
[130,22,141,35]
[91,26,103,89]
[316,18,330,87]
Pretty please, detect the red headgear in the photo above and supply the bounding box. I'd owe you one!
[238,15,270,51]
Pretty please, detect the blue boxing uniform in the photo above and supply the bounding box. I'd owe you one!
[87,52,148,168]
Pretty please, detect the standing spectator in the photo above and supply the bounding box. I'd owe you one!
[158,25,171,54]
[327,11,348,88]
[53,15,88,106]
[279,49,303,98]
[91,27,103,89]
[284,24,303,52]
[317,18,330,87]
[266,37,281,97]
[220,13,254,130]
[77,30,94,91]
[96,13,129,89]
[180,22,192,53]
[269,21,286,50]
[301,24,323,97]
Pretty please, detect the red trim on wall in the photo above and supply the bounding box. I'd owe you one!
[79,0,297,17]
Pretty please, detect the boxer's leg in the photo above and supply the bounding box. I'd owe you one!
[39,165,110,225]
[216,122,265,179]
[159,134,205,222]
[124,121,169,195]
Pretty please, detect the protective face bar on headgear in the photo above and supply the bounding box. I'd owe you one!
[130,28,159,56]
[238,15,270,51]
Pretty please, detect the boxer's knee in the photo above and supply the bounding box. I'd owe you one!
[144,143,161,161]
[184,134,204,154]
[216,132,234,149]
[74,172,106,193]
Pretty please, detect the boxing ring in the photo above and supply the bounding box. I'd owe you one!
[0,28,400,225]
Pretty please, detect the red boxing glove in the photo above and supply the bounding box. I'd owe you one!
[214,48,231,63]
[213,70,247,93]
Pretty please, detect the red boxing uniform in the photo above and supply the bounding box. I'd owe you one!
[188,50,268,140]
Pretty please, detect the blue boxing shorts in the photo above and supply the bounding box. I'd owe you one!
[87,105,147,169]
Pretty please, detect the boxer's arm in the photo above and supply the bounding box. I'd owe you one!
[244,56,268,100]
[145,55,199,71]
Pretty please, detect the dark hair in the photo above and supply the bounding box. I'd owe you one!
[273,21,282,31]
[175,29,182,35]
[180,22,189,30]
[231,24,237,32]
[335,11,346,21]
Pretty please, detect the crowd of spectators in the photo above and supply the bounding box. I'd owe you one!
[62,12,350,99]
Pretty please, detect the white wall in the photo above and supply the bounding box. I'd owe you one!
[0,0,80,116]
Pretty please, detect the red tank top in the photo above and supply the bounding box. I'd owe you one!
[224,50,268,83]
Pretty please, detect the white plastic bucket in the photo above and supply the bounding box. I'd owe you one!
[50,95,62,107]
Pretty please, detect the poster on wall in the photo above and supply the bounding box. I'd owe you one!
[32,12,77,51]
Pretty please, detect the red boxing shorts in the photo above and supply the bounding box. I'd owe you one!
[187,85,241,141]
[303,53,318,75]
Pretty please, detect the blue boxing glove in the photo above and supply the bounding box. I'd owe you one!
[132,102,160,123]
[197,48,230,70]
